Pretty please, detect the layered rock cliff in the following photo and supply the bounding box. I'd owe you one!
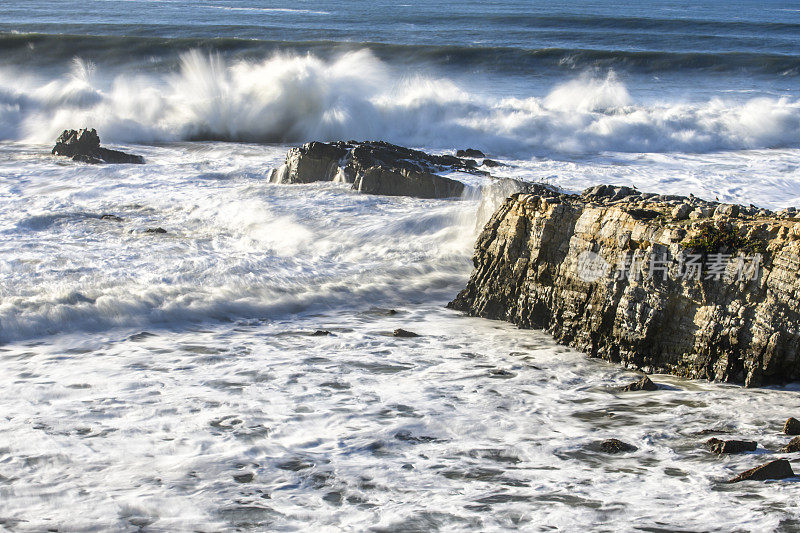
[449,185,800,387]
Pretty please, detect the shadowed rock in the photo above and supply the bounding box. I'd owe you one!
[621,375,658,392]
[393,328,420,338]
[52,128,144,164]
[727,459,795,483]
[706,438,757,454]
[268,141,480,199]
[784,417,800,435]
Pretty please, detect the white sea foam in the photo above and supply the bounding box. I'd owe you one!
[2,51,800,155]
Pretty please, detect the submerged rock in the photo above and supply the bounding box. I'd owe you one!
[620,375,658,392]
[449,185,800,386]
[268,141,475,199]
[598,439,637,454]
[784,417,800,435]
[727,459,795,483]
[52,128,144,164]
[706,438,757,454]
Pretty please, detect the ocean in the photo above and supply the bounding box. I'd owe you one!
[1,1,800,530]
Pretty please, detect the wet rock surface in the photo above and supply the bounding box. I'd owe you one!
[268,141,482,198]
[727,459,795,483]
[52,128,144,164]
[449,184,800,386]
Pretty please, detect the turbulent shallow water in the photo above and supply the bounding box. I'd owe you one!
[2,0,800,530]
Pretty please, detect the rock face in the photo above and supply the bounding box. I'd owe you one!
[268,141,479,199]
[52,129,144,164]
[449,185,800,387]
[727,459,795,483]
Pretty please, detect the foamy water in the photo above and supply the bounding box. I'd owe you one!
[0,137,799,530]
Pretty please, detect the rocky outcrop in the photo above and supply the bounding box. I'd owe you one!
[268,141,482,199]
[51,129,144,164]
[449,184,800,387]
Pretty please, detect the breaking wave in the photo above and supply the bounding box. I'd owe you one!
[1,50,800,155]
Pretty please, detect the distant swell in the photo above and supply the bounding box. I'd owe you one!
[2,32,799,76]
[1,50,800,155]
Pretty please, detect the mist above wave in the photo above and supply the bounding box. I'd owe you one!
[1,50,799,155]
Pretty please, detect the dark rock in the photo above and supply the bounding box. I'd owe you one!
[599,439,637,454]
[393,328,419,338]
[482,158,502,168]
[144,227,167,234]
[706,438,757,454]
[727,459,795,483]
[784,417,800,435]
[52,128,144,164]
[269,141,473,199]
[310,330,332,336]
[456,148,485,158]
[233,472,254,483]
[781,436,800,453]
[620,375,658,392]
[100,214,123,221]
